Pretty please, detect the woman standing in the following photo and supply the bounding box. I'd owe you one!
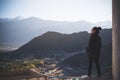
[87,27,102,77]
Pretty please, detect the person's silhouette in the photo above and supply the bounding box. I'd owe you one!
[87,27,102,77]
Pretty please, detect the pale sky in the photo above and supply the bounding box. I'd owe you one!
[0,0,112,22]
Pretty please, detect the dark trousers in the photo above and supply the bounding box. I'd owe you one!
[88,54,101,77]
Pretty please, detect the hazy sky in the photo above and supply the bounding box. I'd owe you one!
[0,0,112,22]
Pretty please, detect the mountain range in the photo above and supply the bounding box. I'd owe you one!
[0,17,112,51]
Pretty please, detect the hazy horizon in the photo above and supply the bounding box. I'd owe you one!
[0,16,112,23]
[0,0,112,23]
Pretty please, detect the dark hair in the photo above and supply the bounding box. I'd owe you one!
[92,26,102,33]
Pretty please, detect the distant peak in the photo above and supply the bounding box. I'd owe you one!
[26,17,43,20]
[14,16,23,20]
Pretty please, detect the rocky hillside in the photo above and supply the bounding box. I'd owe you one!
[59,43,112,76]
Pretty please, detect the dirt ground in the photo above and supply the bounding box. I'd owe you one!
[81,69,112,80]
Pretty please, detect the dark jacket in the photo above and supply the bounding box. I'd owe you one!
[87,33,102,56]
